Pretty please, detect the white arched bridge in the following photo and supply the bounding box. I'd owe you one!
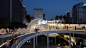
[12,31,86,48]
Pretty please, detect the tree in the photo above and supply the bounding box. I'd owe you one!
[26,14,31,23]
[59,15,62,29]
[63,15,66,24]
[55,15,59,20]
[51,18,53,21]
[54,15,59,28]
[59,15,62,20]
[48,19,49,21]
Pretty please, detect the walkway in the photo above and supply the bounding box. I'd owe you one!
[11,31,86,48]
[21,43,69,48]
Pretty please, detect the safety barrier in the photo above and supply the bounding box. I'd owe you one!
[11,31,86,48]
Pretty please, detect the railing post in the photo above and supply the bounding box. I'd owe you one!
[36,36,38,46]
[69,33,71,48]
[73,33,74,37]
[33,37,35,48]
[55,36,56,45]
[47,34,49,48]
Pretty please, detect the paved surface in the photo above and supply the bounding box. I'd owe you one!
[0,27,86,48]
[13,30,86,48]
[21,43,69,48]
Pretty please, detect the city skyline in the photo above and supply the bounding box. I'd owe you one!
[23,0,86,19]
[1,0,86,48]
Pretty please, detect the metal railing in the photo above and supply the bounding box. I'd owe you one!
[11,33,35,48]
[11,30,86,48]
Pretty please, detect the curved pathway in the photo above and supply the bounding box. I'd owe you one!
[12,31,86,48]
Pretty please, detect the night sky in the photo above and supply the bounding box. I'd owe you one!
[23,0,86,20]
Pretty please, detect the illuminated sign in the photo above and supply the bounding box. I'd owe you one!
[83,4,86,6]
[38,20,47,25]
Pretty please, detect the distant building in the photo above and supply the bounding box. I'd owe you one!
[72,2,86,24]
[65,11,72,24]
[43,14,46,20]
[22,6,27,24]
[12,0,23,24]
[34,8,43,19]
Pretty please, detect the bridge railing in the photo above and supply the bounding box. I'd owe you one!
[11,33,35,48]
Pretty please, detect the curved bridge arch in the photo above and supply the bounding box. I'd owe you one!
[27,19,49,31]
[13,31,86,48]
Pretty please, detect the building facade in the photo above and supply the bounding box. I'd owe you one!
[34,8,43,19]
[0,0,10,28]
[72,2,86,24]
[12,0,23,24]
[22,6,27,24]
[0,0,23,28]
[43,14,46,20]
[65,11,72,24]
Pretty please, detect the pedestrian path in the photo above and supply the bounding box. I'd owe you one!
[21,43,69,48]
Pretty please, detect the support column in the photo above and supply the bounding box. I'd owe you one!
[69,33,71,48]
[30,39,32,44]
[33,37,35,48]
[47,34,49,48]
[36,36,38,46]
[73,33,74,37]
[55,36,56,45]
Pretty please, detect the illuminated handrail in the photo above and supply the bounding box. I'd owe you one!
[11,33,35,48]
[0,33,29,48]
[11,31,86,48]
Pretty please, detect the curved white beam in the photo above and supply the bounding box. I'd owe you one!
[15,31,86,48]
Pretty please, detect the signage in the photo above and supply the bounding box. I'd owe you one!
[83,4,86,6]
[38,20,47,25]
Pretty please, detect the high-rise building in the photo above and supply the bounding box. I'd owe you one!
[12,0,23,24]
[65,11,72,24]
[22,6,27,24]
[34,8,43,19]
[0,0,10,28]
[0,0,23,28]
[72,2,86,24]
[43,14,46,20]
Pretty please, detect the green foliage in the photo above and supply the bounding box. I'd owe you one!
[59,15,62,20]
[26,14,31,22]
[55,15,59,20]
[63,15,66,24]
[51,18,53,21]
[63,15,66,21]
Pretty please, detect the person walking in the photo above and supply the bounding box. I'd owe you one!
[12,32,14,38]
[2,30,4,35]
[14,34,18,43]
[56,27,57,31]
[67,26,68,31]
[75,26,76,30]
[6,29,8,34]
[6,39,10,48]
[35,28,39,34]
[10,38,14,47]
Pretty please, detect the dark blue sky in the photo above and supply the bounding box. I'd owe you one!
[23,0,86,19]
